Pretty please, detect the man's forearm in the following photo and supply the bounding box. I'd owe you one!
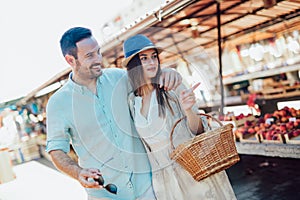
[49,150,82,180]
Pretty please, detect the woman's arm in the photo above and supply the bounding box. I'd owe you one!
[179,83,204,135]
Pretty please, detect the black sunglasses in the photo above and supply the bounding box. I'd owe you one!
[94,175,117,194]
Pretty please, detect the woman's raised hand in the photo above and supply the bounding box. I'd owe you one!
[179,82,200,111]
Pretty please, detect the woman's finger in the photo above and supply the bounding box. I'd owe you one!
[181,94,195,103]
[191,82,201,91]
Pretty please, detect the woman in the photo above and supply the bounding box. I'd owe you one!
[123,34,237,200]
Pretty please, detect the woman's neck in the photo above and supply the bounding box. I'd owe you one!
[142,84,154,96]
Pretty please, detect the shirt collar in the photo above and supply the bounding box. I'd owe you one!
[67,72,88,94]
[67,72,103,95]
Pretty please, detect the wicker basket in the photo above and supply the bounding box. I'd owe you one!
[169,113,240,181]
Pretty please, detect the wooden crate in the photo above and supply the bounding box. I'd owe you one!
[262,87,285,99]
[284,134,300,144]
[233,115,256,127]
[261,84,300,99]
[236,132,260,143]
[258,133,284,144]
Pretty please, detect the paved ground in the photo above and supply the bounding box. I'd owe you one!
[0,160,87,200]
[36,154,300,200]
[226,155,300,200]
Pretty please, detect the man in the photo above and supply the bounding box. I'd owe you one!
[45,27,182,200]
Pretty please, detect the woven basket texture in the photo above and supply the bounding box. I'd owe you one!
[170,114,240,181]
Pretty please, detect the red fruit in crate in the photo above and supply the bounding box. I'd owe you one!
[237,126,246,132]
[257,118,265,124]
[283,106,289,111]
[242,130,250,135]
[294,121,300,129]
[281,117,288,123]
[264,113,273,120]
[259,123,266,130]
[271,124,277,129]
[238,113,245,119]
[279,110,287,117]
[288,131,294,138]
[293,130,300,137]
[273,110,280,118]
[291,111,297,117]
[244,120,252,127]
[248,127,256,134]
[279,124,287,132]
[270,130,276,136]
[272,134,278,140]
[266,132,272,140]
[254,126,260,132]
[286,121,294,130]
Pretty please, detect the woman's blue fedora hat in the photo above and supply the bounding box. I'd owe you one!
[122,34,163,67]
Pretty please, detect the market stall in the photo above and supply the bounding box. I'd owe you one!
[16,0,300,159]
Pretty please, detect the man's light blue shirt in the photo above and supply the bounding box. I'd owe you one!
[46,68,152,200]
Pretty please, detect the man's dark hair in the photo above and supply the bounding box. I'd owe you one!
[60,27,92,59]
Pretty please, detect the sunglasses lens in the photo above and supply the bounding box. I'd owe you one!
[94,175,104,185]
[105,183,118,194]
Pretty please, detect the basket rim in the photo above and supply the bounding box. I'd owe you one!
[172,123,233,148]
[169,113,229,150]
[170,123,235,159]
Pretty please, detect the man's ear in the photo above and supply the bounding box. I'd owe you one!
[65,54,76,66]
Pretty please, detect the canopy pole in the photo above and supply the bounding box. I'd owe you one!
[217,1,224,116]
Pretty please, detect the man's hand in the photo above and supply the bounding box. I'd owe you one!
[78,168,103,189]
[159,68,182,91]
[49,150,102,189]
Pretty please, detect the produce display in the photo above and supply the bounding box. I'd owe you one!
[234,106,300,144]
[219,113,256,127]
[219,112,257,142]
[219,113,252,121]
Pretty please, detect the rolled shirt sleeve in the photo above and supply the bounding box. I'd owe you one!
[45,90,71,154]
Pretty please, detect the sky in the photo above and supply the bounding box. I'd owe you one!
[0,0,132,104]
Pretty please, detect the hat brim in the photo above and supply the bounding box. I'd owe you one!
[122,46,163,68]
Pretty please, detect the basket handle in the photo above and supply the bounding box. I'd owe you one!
[169,113,223,150]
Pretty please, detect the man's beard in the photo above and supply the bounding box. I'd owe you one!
[76,60,103,78]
